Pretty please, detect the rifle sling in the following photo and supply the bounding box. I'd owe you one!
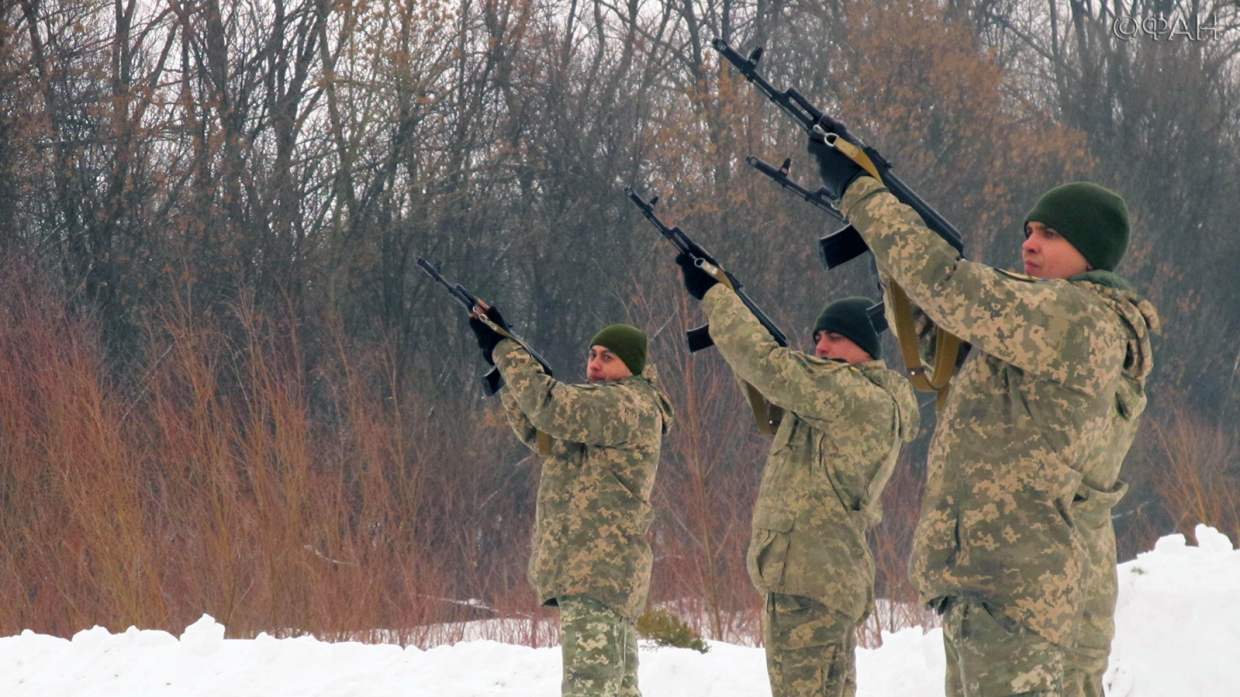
[535,431,552,457]
[888,281,961,409]
[826,145,961,409]
[739,379,782,436]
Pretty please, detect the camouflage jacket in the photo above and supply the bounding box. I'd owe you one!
[1068,272,1159,655]
[494,338,673,621]
[700,286,919,621]
[841,176,1160,646]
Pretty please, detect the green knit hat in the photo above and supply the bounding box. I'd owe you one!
[1024,182,1130,271]
[590,324,647,376]
[813,297,881,360]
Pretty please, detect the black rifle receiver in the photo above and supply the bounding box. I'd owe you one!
[713,39,966,264]
[624,187,788,353]
[417,257,555,395]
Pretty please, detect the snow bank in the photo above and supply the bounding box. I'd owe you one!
[2,525,1236,696]
[1105,525,1240,696]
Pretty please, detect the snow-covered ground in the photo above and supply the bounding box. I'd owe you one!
[2,524,1236,696]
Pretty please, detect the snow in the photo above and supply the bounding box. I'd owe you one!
[2,525,1237,696]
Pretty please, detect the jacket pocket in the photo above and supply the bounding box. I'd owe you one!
[1071,480,1128,530]
[747,508,796,592]
[770,416,797,454]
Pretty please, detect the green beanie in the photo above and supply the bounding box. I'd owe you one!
[1024,182,1130,271]
[813,297,881,360]
[589,324,647,376]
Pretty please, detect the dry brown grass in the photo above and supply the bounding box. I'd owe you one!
[0,265,1053,650]
[0,267,539,644]
[1147,404,1240,545]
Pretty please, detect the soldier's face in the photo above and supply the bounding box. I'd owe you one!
[1022,221,1090,279]
[586,345,633,383]
[814,332,871,364]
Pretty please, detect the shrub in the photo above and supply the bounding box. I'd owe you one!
[636,608,710,654]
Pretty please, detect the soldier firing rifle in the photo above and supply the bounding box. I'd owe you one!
[715,38,1160,697]
[646,188,920,697]
[421,256,674,697]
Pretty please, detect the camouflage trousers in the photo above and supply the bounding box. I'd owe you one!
[1063,644,1108,697]
[763,593,857,697]
[941,597,1064,697]
[558,595,640,697]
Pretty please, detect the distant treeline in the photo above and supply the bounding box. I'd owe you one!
[0,0,1237,641]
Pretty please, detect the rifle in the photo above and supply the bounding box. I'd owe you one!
[714,38,964,405]
[417,257,554,454]
[624,186,785,435]
[744,155,888,334]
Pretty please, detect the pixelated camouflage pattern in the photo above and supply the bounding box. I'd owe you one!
[1064,663,1104,697]
[699,286,919,621]
[559,594,640,697]
[764,593,858,697]
[841,176,1160,647]
[943,597,1065,697]
[495,339,673,622]
[1064,275,1159,695]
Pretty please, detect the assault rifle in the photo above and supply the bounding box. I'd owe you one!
[624,186,785,435]
[417,257,555,396]
[713,38,965,404]
[712,39,965,261]
[624,187,787,352]
[745,154,863,270]
[744,155,888,334]
[418,257,556,455]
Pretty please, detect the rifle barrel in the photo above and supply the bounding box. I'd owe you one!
[745,155,847,225]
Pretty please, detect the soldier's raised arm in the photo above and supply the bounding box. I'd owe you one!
[840,177,1126,395]
[492,338,662,447]
[498,387,541,453]
[698,284,901,427]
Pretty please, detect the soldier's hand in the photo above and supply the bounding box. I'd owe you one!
[817,114,860,145]
[807,132,866,201]
[675,250,720,301]
[469,305,508,365]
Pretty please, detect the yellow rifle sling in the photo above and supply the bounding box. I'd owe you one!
[536,430,553,456]
[888,282,961,408]
[825,135,883,182]
[824,137,961,409]
[739,379,783,435]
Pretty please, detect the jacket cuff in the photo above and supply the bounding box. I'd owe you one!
[491,338,524,372]
[840,176,887,219]
[699,283,732,315]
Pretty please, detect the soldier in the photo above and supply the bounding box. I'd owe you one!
[808,133,1159,697]
[469,313,673,697]
[674,254,919,697]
